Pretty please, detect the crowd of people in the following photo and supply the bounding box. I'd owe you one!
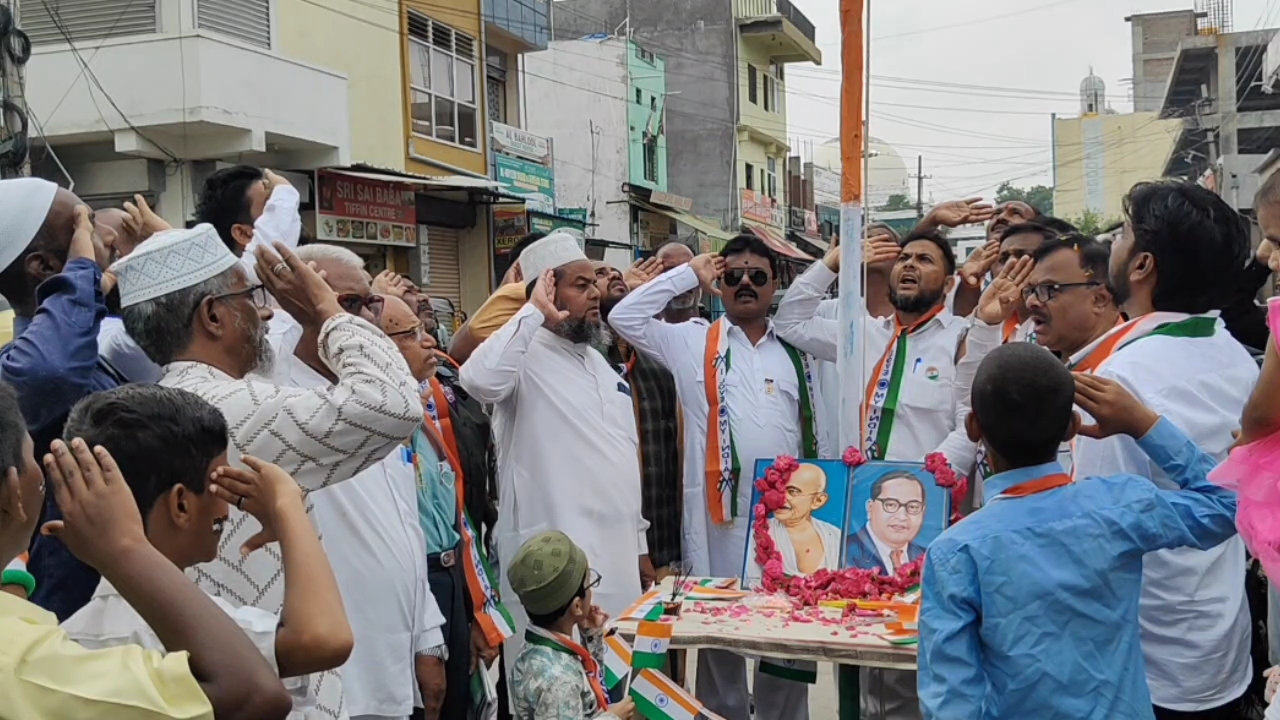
[1,162,1280,720]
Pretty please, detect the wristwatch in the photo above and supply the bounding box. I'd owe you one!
[417,644,449,661]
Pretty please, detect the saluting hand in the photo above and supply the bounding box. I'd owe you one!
[531,269,569,324]
[1073,373,1160,440]
[976,255,1034,325]
[689,253,725,297]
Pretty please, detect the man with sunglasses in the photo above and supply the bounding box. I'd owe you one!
[608,233,817,720]
[116,226,424,720]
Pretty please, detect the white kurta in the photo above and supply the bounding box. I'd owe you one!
[774,262,973,471]
[1073,314,1256,712]
[287,356,446,719]
[99,184,303,384]
[160,312,423,720]
[458,303,646,642]
[608,265,803,578]
[744,517,842,586]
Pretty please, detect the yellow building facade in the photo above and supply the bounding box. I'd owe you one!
[1052,112,1182,223]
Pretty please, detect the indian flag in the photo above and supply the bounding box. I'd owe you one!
[630,669,701,720]
[632,620,673,670]
[603,635,632,690]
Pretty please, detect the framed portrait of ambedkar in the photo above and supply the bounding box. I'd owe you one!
[844,462,950,575]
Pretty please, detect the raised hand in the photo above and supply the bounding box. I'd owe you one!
[531,269,569,324]
[122,194,171,245]
[976,255,1034,325]
[256,241,343,328]
[624,256,664,290]
[68,205,96,263]
[1073,373,1160,440]
[689,253,725,297]
[926,197,997,229]
[959,239,1001,288]
[208,455,305,557]
[40,440,148,569]
[863,236,900,272]
[1258,238,1280,274]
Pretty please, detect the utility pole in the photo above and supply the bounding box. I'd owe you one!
[910,154,931,219]
[1,0,29,178]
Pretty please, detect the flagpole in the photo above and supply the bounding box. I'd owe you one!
[836,0,867,716]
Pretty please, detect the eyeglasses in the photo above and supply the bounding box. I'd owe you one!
[338,293,385,320]
[1021,281,1101,303]
[585,568,602,591]
[723,268,770,288]
[387,323,429,343]
[874,498,925,515]
[193,285,268,321]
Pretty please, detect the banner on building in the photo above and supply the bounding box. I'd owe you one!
[316,170,418,247]
[741,189,785,228]
[493,206,530,254]
[491,122,552,165]
[495,155,556,215]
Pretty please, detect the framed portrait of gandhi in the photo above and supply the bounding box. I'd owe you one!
[742,459,850,587]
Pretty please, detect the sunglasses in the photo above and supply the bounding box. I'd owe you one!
[723,268,770,288]
[337,293,385,320]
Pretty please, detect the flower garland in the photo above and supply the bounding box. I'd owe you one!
[751,450,966,606]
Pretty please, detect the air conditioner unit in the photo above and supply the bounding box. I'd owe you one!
[1263,32,1280,93]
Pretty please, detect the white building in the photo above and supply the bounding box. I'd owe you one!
[811,136,912,210]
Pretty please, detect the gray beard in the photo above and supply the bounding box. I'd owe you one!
[249,332,276,377]
[552,317,613,349]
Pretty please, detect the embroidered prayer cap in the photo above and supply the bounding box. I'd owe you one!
[114,224,239,308]
[507,530,590,616]
[518,231,587,280]
[0,177,59,272]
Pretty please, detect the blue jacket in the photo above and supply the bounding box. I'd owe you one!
[0,258,122,620]
[918,419,1238,720]
[844,524,925,574]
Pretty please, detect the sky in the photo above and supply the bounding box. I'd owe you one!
[785,0,1274,203]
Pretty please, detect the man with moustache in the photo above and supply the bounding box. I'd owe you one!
[118,227,423,720]
[460,233,648,693]
[774,229,972,720]
[655,242,703,324]
[609,233,818,720]
[1073,181,1256,720]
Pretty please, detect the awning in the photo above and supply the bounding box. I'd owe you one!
[332,168,504,191]
[631,199,734,241]
[789,229,829,252]
[743,221,813,260]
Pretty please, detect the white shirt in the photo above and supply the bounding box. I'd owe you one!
[459,302,646,628]
[98,184,303,384]
[813,298,840,458]
[63,579,310,720]
[160,313,422,720]
[287,356,446,719]
[608,265,803,577]
[1072,314,1255,711]
[774,262,975,472]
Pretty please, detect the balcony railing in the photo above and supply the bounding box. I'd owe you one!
[735,0,817,45]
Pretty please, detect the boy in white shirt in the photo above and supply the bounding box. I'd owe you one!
[62,384,354,719]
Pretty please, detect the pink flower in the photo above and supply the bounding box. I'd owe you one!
[842,446,866,467]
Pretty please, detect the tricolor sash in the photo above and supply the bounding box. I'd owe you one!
[702,318,818,525]
[862,306,945,460]
[524,627,611,711]
[423,380,516,647]
[1065,313,1219,478]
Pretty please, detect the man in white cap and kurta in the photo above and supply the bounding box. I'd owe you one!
[115,225,425,720]
[459,232,649,682]
[0,177,120,620]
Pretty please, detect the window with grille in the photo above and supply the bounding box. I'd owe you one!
[643,137,658,183]
[408,10,479,150]
[21,0,157,46]
[197,0,271,48]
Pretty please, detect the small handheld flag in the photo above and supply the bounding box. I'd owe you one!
[630,669,701,720]
[603,634,633,690]
[632,620,674,670]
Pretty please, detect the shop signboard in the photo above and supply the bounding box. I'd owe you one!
[316,170,418,247]
[491,122,552,165]
[788,207,819,235]
[529,211,586,237]
[649,190,693,212]
[637,209,674,249]
[813,166,841,207]
[493,206,530,254]
[741,188,786,228]
[559,207,588,224]
[495,155,556,215]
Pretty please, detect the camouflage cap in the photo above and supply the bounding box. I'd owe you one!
[506,530,589,616]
